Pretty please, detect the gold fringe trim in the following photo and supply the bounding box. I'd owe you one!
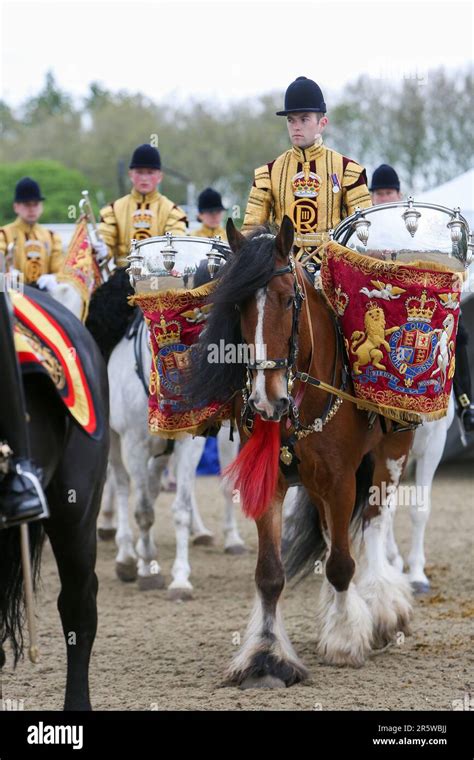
[148,404,232,438]
[305,376,450,425]
[322,242,466,288]
[128,279,218,310]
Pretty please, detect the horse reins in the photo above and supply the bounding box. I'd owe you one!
[242,252,348,441]
[240,248,416,448]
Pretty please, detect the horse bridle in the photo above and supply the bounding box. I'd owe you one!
[246,253,304,377]
[241,250,347,439]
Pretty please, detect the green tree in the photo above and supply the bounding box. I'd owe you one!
[0,160,97,224]
[22,70,74,125]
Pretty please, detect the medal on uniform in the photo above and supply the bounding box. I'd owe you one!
[331,173,341,194]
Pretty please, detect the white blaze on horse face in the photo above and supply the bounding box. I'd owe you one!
[250,287,287,416]
[250,288,272,414]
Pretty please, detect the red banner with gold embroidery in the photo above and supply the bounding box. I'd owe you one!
[57,217,102,321]
[130,283,231,437]
[320,242,465,423]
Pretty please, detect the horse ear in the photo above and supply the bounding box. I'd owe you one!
[226,218,246,254]
[276,215,294,258]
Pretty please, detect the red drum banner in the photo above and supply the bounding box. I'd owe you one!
[320,242,465,423]
[130,282,231,437]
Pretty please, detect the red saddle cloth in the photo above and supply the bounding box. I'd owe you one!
[320,242,465,423]
[11,287,100,438]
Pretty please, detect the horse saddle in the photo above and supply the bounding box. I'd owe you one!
[11,286,104,440]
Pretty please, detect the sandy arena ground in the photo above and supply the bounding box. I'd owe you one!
[2,461,473,711]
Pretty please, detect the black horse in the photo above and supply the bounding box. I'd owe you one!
[0,286,109,710]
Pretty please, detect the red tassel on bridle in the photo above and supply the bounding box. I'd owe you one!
[223,416,280,520]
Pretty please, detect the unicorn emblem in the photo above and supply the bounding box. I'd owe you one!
[431,313,456,386]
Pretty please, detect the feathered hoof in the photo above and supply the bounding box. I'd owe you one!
[98,527,116,541]
[411,580,430,595]
[224,543,247,555]
[137,573,166,591]
[192,533,215,547]
[373,610,412,650]
[167,586,193,601]
[115,561,137,582]
[225,651,308,688]
[318,644,367,668]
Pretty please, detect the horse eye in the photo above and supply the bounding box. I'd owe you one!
[286,296,293,309]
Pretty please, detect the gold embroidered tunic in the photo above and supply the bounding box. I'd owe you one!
[0,217,63,284]
[192,223,227,240]
[242,137,371,251]
[99,188,188,266]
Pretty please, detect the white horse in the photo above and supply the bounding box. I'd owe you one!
[99,319,246,599]
[37,274,84,320]
[40,275,246,599]
[385,393,455,593]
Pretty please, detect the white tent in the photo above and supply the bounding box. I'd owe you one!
[416,170,474,303]
[416,169,474,227]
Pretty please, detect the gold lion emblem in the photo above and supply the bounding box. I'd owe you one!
[350,303,399,375]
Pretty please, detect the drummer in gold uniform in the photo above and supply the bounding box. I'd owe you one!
[193,188,227,240]
[242,76,372,261]
[0,178,63,285]
[98,144,188,266]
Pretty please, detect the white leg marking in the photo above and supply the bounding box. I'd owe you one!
[316,575,373,667]
[226,595,306,681]
[356,455,412,645]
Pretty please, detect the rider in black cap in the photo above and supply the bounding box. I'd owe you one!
[0,291,48,528]
[370,164,474,436]
[242,76,371,262]
[0,177,63,286]
[194,188,227,240]
[98,144,187,266]
[369,164,402,204]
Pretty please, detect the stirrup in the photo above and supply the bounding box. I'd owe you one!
[0,457,49,529]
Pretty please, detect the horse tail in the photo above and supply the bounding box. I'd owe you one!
[0,522,45,666]
[283,453,374,582]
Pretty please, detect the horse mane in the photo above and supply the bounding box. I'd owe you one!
[186,225,278,406]
[86,267,136,362]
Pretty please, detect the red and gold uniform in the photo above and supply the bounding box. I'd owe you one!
[0,218,63,284]
[192,223,227,240]
[242,135,371,258]
[99,188,187,266]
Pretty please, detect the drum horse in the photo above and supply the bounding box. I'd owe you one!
[0,285,109,710]
[184,196,469,686]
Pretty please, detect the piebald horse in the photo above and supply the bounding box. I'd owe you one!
[188,217,414,686]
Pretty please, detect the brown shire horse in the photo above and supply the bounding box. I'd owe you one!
[188,216,414,687]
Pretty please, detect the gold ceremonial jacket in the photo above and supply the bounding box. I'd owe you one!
[242,137,371,245]
[192,223,227,240]
[99,188,188,266]
[0,217,63,284]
